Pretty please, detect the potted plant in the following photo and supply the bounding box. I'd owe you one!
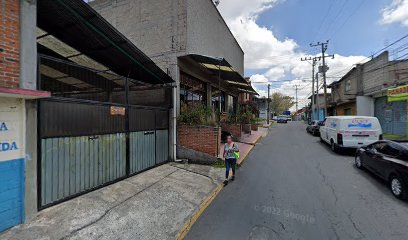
[251,118,259,131]
[240,111,253,134]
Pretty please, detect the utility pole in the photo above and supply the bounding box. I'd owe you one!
[316,72,320,120]
[267,83,270,124]
[294,85,299,121]
[301,57,320,121]
[310,41,334,119]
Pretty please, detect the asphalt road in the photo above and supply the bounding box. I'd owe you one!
[186,122,408,240]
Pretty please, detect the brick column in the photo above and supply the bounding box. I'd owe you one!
[0,0,20,88]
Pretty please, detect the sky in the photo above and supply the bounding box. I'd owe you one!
[216,0,408,111]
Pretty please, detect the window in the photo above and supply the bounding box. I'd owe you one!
[345,79,351,92]
[344,108,352,115]
[211,87,225,112]
[373,142,400,157]
[180,73,206,105]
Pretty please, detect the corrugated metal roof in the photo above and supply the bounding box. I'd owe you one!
[37,0,174,84]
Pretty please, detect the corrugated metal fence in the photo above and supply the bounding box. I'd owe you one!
[39,99,169,209]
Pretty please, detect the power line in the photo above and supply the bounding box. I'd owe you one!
[329,0,367,41]
[319,0,350,40]
[312,0,337,43]
[326,33,408,78]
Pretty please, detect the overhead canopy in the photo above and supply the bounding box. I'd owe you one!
[180,54,258,95]
[37,0,174,85]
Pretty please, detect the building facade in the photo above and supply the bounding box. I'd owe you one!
[0,0,49,232]
[329,65,363,116]
[1,0,175,232]
[330,51,408,137]
[90,0,248,159]
[309,93,332,121]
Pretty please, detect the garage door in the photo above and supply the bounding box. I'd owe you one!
[375,97,407,137]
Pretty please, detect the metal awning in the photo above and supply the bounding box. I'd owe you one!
[179,54,258,95]
[37,0,174,85]
[185,54,248,85]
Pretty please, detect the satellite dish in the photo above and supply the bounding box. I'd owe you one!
[214,0,220,6]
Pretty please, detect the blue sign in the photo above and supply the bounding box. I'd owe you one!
[0,122,8,131]
[0,142,18,152]
[348,123,372,129]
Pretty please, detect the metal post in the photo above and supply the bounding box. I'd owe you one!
[295,85,298,121]
[218,60,222,114]
[267,84,270,124]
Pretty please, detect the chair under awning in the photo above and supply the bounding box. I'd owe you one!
[179,54,258,95]
[37,0,174,85]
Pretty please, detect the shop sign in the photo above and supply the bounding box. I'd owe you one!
[0,99,24,162]
[388,85,408,102]
[110,106,126,116]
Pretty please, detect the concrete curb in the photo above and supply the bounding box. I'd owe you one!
[176,183,224,240]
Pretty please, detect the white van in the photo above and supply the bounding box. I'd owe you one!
[319,116,383,152]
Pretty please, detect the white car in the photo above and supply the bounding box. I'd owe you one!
[319,116,383,152]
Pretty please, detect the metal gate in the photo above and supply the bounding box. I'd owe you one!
[38,99,169,209]
[375,97,407,137]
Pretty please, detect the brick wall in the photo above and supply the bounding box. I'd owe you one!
[221,123,242,139]
[0,0,20,88]
[178,124,221,157]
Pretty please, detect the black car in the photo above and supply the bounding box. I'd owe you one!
[306,120,322,136]
[355,140,408,200]
[277,117,288,123]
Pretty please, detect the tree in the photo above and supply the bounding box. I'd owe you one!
[269,92,295,115]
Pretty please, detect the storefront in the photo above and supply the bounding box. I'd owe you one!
[0,98,25,231]
[375,85,408,137]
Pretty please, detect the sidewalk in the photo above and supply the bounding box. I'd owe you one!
[220,128,268,165]
[0,163,224,240]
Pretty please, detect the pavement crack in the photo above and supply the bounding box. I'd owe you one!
[347,211,365,239]
[278,221,286,230]
[170,165,216,182]
[59,169,180,240]
[316,162,338,205]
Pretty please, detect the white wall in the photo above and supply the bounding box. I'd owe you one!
[186,0,244,75]
[0,98,25,162]
[356,96,374,116]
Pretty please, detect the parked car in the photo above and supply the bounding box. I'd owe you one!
[355,140,408,200]
[306,120,322,136]
[320,116,383,152]
[277,117,288,123]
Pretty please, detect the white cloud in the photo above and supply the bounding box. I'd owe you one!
[381,0,408,26]
[217,0,366,107]
[218,0,279,22]
[264,67,286,80]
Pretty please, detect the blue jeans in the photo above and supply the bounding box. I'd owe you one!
[225,158,236,179]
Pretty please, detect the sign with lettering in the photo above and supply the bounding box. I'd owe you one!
[110,106,126,116]
[0,98,24,162]
[388,85,408,102]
